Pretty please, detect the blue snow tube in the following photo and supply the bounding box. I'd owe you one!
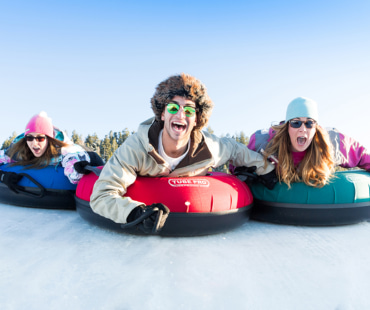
[0,164,77,209]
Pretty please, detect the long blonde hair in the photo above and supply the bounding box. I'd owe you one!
[8,137,69,169]
[263,122,335,188]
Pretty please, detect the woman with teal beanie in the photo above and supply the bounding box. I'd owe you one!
[246,97,370,188]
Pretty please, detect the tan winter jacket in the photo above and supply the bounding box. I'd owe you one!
[90,118,274,224]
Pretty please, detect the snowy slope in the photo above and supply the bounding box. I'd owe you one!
[1,202,370,310]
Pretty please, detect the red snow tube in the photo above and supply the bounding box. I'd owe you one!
[75,167,253,236]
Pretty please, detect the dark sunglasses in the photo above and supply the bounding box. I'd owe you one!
[25,135,47,142]
[166,102,197,117]
[289,120,316,129]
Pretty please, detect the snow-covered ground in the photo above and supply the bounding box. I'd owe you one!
[1,202,370,310]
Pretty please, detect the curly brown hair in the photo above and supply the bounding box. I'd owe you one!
[150,73,214,131]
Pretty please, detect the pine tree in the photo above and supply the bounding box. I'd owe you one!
[1,132,17,150]
[85,133,101,155]
[71,130,84,145]
[117,128,130,146]
[238,131,249,146]
[100,135,113,162]
[234,131,249,146]
[111,138,119,155]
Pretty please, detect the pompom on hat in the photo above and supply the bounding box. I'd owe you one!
[285,97,319,123]
[25,111,54,138]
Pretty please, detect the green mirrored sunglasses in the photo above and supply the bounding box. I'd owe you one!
[166,102,197,117]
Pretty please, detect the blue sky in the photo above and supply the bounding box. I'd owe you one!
[1,0,370,149]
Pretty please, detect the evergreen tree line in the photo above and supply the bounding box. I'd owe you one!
[1,127,250,165]
[68,128,133,163]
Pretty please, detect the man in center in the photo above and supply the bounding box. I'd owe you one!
[90,73,276,234]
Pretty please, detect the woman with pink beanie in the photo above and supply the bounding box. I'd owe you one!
[0,112,95,187]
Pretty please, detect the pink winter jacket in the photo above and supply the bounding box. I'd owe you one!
[247,127,370,171]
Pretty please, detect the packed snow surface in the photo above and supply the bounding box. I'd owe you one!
[1,202,370,310]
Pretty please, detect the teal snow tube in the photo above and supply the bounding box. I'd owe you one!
[249,170,370,226]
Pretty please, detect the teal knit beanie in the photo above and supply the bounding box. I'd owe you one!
[285,97,319,122]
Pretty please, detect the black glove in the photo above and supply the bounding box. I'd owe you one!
[0,170,23,192]
[74,161,90,174]
[86,152,105,166]
[233,166,258,186]
[126,203,170,234]
[258,169,278,190]
[233,166,278,190]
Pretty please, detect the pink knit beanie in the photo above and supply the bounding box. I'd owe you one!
[25,112,54,138]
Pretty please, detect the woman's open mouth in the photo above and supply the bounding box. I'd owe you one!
[297,137,307,146]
